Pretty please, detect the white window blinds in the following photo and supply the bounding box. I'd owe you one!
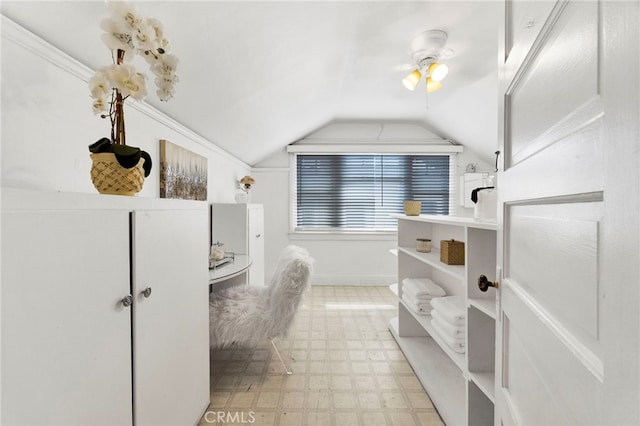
[295,154,453,231]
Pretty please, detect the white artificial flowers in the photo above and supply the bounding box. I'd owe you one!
[89,0,178,118]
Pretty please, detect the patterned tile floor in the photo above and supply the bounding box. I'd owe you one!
[199,286,444,426]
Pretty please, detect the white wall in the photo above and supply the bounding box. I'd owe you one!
[252,122,494,286]
[1,17,250,202]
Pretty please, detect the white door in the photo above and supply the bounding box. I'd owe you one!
[496,1,639,424]
[1,206,133,425]
[131,209,210,426]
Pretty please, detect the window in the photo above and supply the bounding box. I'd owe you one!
[294,154,455,231]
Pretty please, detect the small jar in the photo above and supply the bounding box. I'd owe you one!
[416,238,432,253]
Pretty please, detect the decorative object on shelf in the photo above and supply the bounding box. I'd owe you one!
[416,238,432,253]
[89,146,146,196]
[210,242,225,261]
[440,239,465,265]
[403,200,422,216]
[159,140,207,200]
[209,241,235,269]
[88,0,178,195]
[235,175,255,203]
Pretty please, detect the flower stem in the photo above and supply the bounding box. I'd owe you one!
[114,49,126,145]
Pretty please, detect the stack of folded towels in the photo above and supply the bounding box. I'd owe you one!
[430,296,466,354]
[401,277,446,315]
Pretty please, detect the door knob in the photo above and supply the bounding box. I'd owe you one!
[121,294,133,307]
[478,275,499,292]
[142,287,152,298]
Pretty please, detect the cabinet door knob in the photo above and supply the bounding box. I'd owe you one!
[142,287,152,298]
[256,234,261,238]
[121,294,133,307]
[478,275,499,292]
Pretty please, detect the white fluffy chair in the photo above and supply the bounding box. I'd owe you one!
[209,245,313,373]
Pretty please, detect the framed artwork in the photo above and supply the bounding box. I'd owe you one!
[159,139,208,200]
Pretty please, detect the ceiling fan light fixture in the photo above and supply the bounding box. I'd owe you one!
[428,62,449,82]
[426,77,442,93]
[402,29,450,93]
[402,69,422,91]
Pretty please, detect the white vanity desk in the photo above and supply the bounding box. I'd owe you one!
[209,254,252,287]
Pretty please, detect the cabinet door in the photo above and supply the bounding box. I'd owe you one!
[248,205,264,286]
[1,210,133,426]
[131,209,210,426]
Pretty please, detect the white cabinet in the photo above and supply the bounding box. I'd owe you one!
[1,189,210,426]
[389,214,497,426]
[211,203,264,286]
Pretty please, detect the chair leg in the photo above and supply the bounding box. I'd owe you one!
[271,339,293,375]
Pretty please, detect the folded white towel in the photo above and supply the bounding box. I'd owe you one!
[402,283,434,302]
[407,297,432,309]
[431,318,465,354]
[432,310,466,338]
[402,294,432,315]
[430,296,466,326]
[402,277,446,298]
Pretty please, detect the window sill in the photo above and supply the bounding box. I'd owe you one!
[289,231,397,241]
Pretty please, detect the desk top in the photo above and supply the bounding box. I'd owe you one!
[209,254,252,284]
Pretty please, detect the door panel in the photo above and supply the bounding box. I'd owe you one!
[507,0,598,167]
[500,108,603,202]
[1,210,132,426]
[505,0,556,68]
[131,209,210,426]
[506,200,602,343]
[501,287,601,425]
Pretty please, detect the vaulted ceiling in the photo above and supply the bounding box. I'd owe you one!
[1,1,501,166]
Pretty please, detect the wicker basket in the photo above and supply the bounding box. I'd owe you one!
[440,239,465,265]
[403,200,422,216]
[90,152,145,196]
[416,238,432,253]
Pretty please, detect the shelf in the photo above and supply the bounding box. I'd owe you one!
[398,246,465,281]
[392,213,498,230]
[399,300,466,371]
[389,248,398,257]
[469,371,496,403]
[469,298,497,319]
[389,317,466,426]
[389,283,398,297]
[393,212,498,424]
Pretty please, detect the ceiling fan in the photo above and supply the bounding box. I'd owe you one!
[402,29,452,93]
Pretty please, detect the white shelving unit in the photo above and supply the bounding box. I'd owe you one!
[389,214,497,426]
